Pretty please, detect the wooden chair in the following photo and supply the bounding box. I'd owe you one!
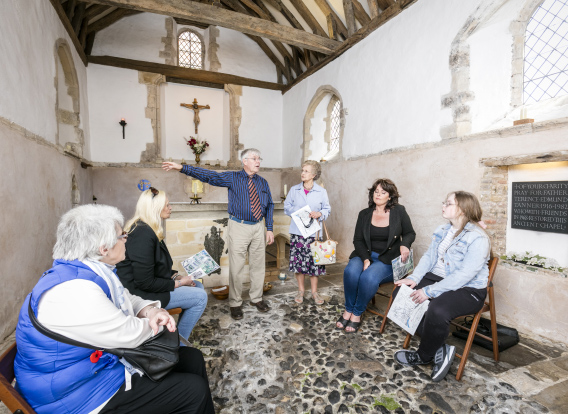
[0,343,36,414]
[167,308,182,316]
[402,257,500,381]
[366,282,397,334]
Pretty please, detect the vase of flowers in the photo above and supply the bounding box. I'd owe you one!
[185,136,209,164]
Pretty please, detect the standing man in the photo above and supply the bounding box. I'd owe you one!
[162,149,274,320]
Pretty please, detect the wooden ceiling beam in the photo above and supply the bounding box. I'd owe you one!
[87,0,340,54]
[283,1,418,93]
[376,0,394,10]
[71,3,86,33]
[352,0,371,25]
[84,4,111,20]
[286,0,327,37]
[366,0,380,18]
[343,0,356,36]
[87,9,141,34]
[88,55,284,90]
[313,0,348,39]
[48,0,88,65]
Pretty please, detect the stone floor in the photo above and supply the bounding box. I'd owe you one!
[2,263,567,413]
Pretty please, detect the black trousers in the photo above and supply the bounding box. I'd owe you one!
[100,347,215,414]
[393,272,486,361]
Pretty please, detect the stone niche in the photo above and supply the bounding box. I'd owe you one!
[165,203,291,287]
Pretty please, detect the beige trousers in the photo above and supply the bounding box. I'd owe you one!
[227,219,266,307]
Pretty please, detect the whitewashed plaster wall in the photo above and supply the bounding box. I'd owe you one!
[215,27,277,82]
[0,0,90,152]
[91,13,166,63]
[162,83,227,162]
[282,0,481,166]
[506,161,568,267]
[239,87,284,167]
[87,65,154,163]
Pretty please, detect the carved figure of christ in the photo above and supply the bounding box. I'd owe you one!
[180,98,211,134]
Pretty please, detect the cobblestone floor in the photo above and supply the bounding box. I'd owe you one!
[2,263,567,413]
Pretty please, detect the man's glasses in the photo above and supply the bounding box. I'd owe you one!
[118,231,128,240]
[150,187,159,198]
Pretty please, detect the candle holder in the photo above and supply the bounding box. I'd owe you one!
[277,272,287,285]
[119,118,127,139]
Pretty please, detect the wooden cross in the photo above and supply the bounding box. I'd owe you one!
[180,98,211,134]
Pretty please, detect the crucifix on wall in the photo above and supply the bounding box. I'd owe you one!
[180,98,210,134]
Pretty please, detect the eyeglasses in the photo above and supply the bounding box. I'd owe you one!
[442,201,456,207]
[118,231,128,240]
[150,187,159,198]
[298,215,314,228]
[245,157,263,162]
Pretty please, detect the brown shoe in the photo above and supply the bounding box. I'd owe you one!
[230,306,243,320]
[250,300,270,312]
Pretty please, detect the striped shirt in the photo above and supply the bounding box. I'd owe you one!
[430,227,457,277]
[180,165,274,231]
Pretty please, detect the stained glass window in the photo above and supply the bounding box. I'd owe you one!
[179,30,204,69]
[524,0,568,104]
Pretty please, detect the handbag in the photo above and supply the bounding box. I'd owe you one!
[452,316,520,352]
[310,222,338,265]
[28,299,179,382]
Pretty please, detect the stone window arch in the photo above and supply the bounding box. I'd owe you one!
[178,29,205,69]
[302,85,345,163]
[522,0,568,104]
[55,39,84,157]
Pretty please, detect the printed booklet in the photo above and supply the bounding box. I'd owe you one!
[181,249,220,279]
[391,249,414,282]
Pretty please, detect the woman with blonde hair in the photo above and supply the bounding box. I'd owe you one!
[393,191,491,382]
[117,187,207,341]
[284,160,331,305]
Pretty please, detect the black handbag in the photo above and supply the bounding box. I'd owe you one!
[452,316,520,352]
[28,300,179,382]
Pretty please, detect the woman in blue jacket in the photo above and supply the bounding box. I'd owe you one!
[284,160,331,305]
[393,191,491,383]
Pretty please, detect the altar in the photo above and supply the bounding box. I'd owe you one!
[165,202,291,287]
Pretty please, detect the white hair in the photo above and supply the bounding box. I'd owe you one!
[240,148,261,161]
[53,204,124,261]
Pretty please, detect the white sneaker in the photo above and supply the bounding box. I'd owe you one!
[431,344,456,382]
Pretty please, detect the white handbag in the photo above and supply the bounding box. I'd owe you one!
[310,222,338,265]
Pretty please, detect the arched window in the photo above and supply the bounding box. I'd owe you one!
[178,30,204,69]
[303,86,344,163]
[524,0,568,104]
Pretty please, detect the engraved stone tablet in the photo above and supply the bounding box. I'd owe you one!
[511,181,568,234]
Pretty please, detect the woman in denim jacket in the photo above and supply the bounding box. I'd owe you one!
[393,191,490,382]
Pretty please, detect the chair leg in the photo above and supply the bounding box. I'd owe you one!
[488,288,499,362]
[456,310,483,381]
[403,333,412,349]
[379,291,395,334]
[371,296,375,305]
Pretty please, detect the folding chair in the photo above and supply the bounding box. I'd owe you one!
[402,257,500,380]
[366,282,397,334]
[0,343,36,414]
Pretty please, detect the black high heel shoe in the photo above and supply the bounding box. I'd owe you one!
[345,319,362,333]
[336,315,349,330]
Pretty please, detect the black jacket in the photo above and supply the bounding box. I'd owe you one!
[116,221,176,307]
[349,204,416,265]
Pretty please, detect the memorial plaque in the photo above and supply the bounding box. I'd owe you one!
[511,181,568,234]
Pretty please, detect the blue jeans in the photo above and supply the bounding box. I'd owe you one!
[165,281,208,341]
[343,252,393,316]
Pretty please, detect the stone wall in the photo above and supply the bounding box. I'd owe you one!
[0,119,93,340]
[166,204,291,287]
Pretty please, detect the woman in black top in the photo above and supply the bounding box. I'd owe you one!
[336,179,416,333]
[117,187,208,341]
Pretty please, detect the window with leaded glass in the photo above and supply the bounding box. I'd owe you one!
[178,30,204,69]
[329,100,341,151]
[524,0,568,104]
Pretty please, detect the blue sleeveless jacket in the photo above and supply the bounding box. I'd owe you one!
[15,260,125,413]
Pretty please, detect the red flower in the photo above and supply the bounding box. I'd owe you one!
[90,350,103,363]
